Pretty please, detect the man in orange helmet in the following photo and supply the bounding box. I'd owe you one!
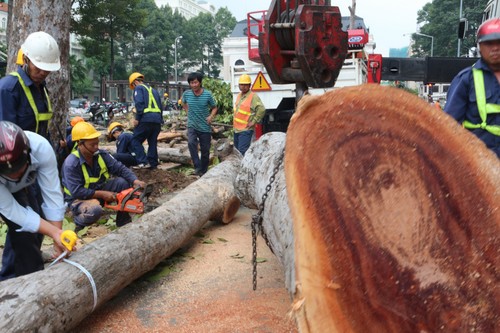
[445,18,500,158]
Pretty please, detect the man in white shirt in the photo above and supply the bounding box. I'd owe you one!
[0,121,68,280]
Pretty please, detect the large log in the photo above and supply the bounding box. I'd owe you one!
[101,144,193,165]
[285,85,500,332]
[235,132,295,292]
[0,154,241,332]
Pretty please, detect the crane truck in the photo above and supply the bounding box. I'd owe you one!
[223,0,499,136]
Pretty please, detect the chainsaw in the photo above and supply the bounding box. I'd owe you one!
[104,184,153,214]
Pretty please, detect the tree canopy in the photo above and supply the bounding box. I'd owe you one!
[71,0,237,88]
[413,0,488,57]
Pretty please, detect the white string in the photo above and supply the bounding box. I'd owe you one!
[62,259,98,311]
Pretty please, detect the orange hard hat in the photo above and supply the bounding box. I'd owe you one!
[70,116,84,127]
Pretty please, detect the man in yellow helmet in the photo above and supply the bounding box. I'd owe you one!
[0,32,61,141]
[233,74,266,155]
[107,121,140,167]
[61,122,146,231]
[128,72,163,169]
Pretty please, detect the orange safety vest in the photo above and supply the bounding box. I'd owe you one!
[233,92,254,130]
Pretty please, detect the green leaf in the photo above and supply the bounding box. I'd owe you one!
[202,239,215,244]
[256,257,267,263]
[230,253,244,259]
[217,237,228,243]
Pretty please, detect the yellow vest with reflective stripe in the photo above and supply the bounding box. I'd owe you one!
[10,72,53,133]
[139,84,161,113]
[63,150,110,196]
[233,92,254,130]
[463,69,500,136]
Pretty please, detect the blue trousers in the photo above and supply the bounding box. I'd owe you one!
[0,185,45,281]
[113,153,138,167]
[131,122,161,168]
[234,130,254,156]
[187,128,212,174]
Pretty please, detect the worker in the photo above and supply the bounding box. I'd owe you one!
[0,121,68,281]
[163,92,170,111]
[0,31,61,141]
[182,72,218,176]
[233,74,266,155]
[107,121,140,167]
[444,17,500,158]
[57,116,85,170]
[128,72,163,170]
[61,122,146,231]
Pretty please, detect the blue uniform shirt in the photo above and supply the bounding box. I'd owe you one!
[61,149,138,203]
[445,58,500,158]
[116,132,135,155]
[133,84,163,124]
[182,89,216,133]
[0,67,51,140]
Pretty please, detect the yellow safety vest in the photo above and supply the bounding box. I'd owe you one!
[64,150,110,196]
[233,92,254,130]
[139,84,161,113]
[10,72,53,133]
[463,69,500,136]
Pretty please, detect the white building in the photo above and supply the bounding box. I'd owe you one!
[155,0,215,19]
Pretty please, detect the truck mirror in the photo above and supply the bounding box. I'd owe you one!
[458,18,468,39]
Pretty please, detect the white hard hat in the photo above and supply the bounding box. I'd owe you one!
[21,31,61,71]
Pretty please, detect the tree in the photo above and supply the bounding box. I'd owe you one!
[413,0,488,57]
[9,0,71,143]
[71,0,146,80]
[70,55,93,98]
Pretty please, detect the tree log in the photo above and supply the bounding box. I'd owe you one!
[101,144,193,165]
[286,85,500,332]
[235,132,295,292]
[0,154,241,333]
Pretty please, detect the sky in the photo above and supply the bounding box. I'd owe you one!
[208,0,432,56]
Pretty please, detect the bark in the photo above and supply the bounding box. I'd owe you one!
[0,154,241,333]
[10,0,72,144]
[286,85,500,333]
[157,131,187,143]
[234,132,295,293]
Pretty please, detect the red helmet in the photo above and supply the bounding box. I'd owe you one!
[0,121,30,176]
[477,18,500,43]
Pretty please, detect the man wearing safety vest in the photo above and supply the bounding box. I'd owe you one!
[128,72,163,169]
[445,18,500,158]
[233,74,266,155]
[0,32,60,141]
[61,122,146,231]
[107,121,140,167]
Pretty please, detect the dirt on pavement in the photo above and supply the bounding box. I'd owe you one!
[74,206,297,333]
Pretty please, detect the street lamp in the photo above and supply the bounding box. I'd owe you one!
[174,36,183,84]
[458,0,463,56]
[414,32,434,57]
[403,32,434,57]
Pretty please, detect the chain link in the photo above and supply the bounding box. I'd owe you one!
[252,147,285,291]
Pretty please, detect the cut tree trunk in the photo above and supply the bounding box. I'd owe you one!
[235,132,295,292]
[101,145,193,165]
[0,154,241,333]
[285,85,500,332]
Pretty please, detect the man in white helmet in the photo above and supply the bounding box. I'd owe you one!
[0,31,61,141]
[0,32,61,280]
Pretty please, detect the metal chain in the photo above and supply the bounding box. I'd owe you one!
[252,147,285,291]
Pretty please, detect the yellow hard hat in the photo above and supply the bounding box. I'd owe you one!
[164,93,168,97]
[128,72,144,90]
[239,74,252,85]
[70,116,84,127]
[16,49,24,66]
[107,122,124,139]
[72,121,101,141]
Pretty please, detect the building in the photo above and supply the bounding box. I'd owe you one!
[155,0,215,19]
